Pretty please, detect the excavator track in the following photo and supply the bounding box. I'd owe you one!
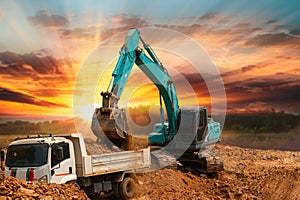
[198,149,224,173]
[178,148,224,174]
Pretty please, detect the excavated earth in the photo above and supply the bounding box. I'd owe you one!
[1,142,300,200]
[133,145,300,200]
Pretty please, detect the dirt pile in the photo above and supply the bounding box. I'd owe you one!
[84,138,113,154]
[217,145,300,200]
[0,176,89,200]
[134,144,300,200]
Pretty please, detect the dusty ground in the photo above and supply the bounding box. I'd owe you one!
[0,143,300,199]
[134,144,300,200]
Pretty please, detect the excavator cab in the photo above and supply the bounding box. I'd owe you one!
[148,106,221,151]
[174,106,221,151]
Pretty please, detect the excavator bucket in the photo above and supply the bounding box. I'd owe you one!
[92,107,130,148]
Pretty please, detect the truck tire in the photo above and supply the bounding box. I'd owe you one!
[119,177,136,199]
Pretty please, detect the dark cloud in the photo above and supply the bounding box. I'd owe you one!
[0,88,67,108]
[0,51,24,65]
[0,63,37,79]
[241,65,260,73]
[199,12,218,20]
[222,65,263,77]
[251,27,263,32]
[245,32,300,47]
[265,19,278,24]
[0,51,66,77]
[221,69,240,77]
[21,53,63,74]
[172,73,215,100]
[27,10,69,28]
[224,76,300,113]
[289,24,300,36]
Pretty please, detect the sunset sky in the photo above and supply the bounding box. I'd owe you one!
[0,0,299,122]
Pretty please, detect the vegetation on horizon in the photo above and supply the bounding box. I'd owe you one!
[0,119,77,135]
[224,112,300,134]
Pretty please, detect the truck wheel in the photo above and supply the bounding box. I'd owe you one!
[119,177,136,199]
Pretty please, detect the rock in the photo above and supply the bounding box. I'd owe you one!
[18,187,35,196]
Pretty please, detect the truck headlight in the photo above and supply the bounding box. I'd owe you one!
[38,175,48,183]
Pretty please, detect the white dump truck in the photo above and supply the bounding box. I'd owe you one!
[0,133,151,199]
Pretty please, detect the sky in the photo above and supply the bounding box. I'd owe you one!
[0,0,300,122]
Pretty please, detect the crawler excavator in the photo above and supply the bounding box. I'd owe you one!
[92,28,223,173]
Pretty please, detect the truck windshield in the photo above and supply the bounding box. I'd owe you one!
[6,144,48,167]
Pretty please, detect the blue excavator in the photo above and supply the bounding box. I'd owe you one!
[92,29,223,173]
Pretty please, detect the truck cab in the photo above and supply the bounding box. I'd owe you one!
[2,133,151,199]
[4,135,77,184]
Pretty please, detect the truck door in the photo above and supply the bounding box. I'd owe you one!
[50,142,76,183]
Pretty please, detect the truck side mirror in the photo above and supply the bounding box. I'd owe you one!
[0,150,4,171]
[0,151,4,162]
[57,147,64,161]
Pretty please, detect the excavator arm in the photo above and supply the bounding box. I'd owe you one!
[135,41,179,143]
[92,29,179,148]
[109,29,139,103]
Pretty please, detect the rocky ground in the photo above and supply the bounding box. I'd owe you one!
[1,143,300,199]
[0,176,88,200]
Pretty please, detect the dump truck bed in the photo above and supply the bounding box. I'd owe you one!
[61,133,151,177]
[81,147,151,177]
